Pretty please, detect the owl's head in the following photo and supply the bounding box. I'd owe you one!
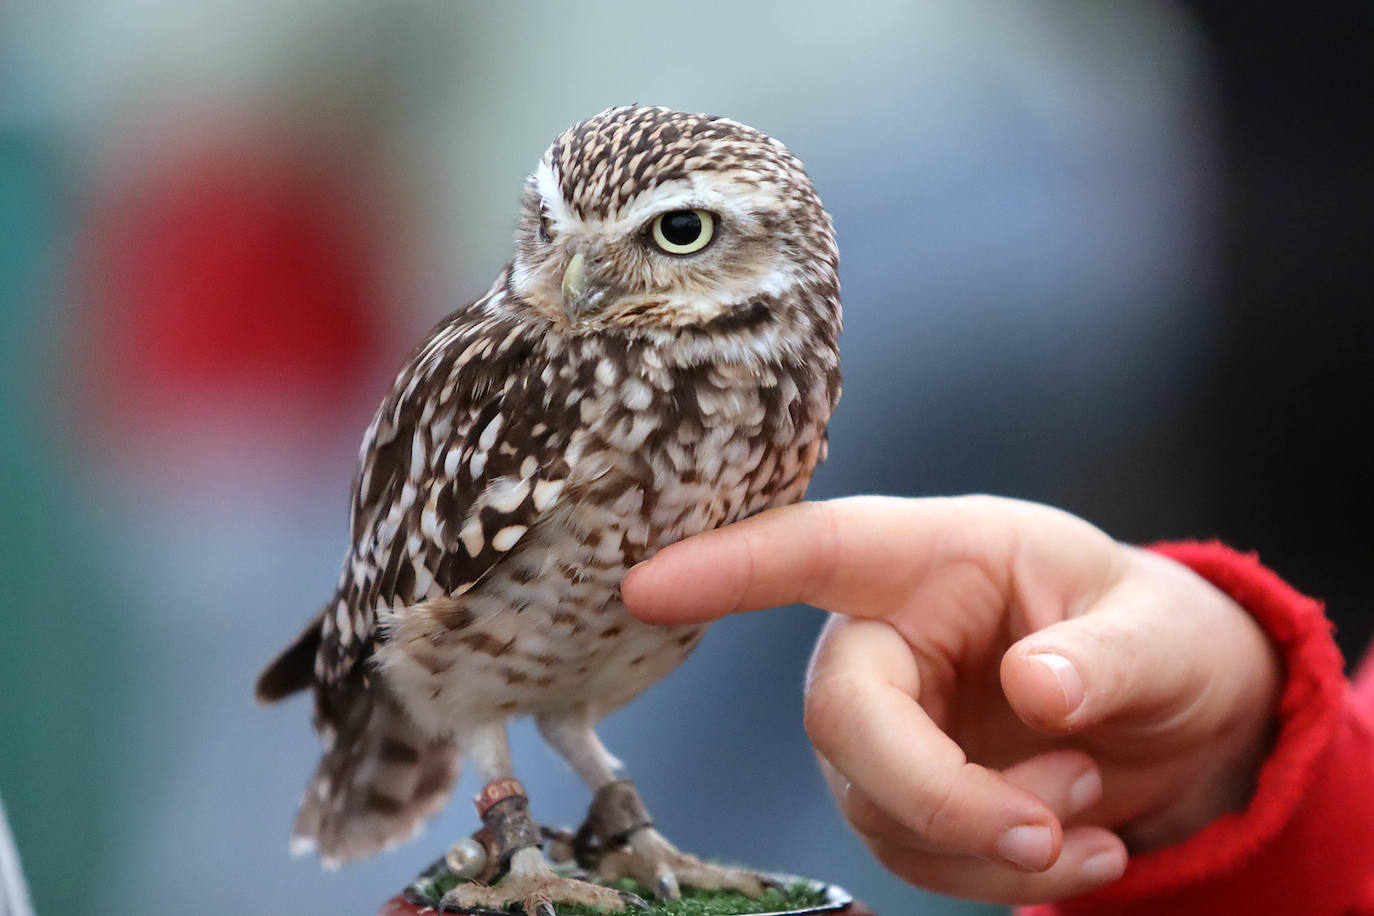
[508,106,838,337]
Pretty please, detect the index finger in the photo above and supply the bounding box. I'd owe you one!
[622,495,1018,624]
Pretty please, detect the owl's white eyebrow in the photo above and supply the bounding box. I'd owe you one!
[534,162,574,225]
[534,160,762,239]
[616,180,723,227]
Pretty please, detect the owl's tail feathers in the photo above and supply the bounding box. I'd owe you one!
[257,610,460,865]
[290,695,460,869]
[255,613,323,704]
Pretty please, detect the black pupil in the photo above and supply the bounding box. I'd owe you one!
[661,211,703,246]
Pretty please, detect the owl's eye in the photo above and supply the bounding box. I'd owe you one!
[538,211,554,243]
[650,209,715,255]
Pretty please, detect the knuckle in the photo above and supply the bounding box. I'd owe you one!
[795,501,842,603]
[953,493,1011,525]
[917,761,978,849]
[917,769,963,844]
[727,528,758,616]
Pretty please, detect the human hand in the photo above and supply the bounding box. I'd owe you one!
[622,496,1280,904]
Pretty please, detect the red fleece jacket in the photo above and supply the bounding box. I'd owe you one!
[1021,542,1374,916]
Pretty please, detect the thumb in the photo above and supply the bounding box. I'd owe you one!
[998,579,1206,736]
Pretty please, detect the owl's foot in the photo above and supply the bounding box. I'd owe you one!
[439,847,648,915]
[574,780,771,900]
[595,827,772,901]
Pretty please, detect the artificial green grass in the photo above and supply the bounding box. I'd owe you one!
[408,868,832,915]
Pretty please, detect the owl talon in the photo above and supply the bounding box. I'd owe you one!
[438,846,638,914]
[595,827,768,900]
[619,889,651,910]
[656,872,680,900]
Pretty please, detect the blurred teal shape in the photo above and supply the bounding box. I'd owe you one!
[0,126,127,915]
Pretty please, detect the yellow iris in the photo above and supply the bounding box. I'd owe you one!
[651,209,715,255]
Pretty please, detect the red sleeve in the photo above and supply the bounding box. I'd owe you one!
[1020,541,1374,916]
[1357,650,1374,708]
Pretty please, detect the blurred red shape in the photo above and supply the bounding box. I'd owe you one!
[81,129,392,437]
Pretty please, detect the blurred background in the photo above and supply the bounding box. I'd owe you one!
[1,1,1368,913]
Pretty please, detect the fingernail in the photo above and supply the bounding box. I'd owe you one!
[1068,769,1101,815]
[1080,850,1126,885]
[1031,653,1084,718]
[995,825,1054,871]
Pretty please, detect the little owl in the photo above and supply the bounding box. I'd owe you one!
[257,105,842,915]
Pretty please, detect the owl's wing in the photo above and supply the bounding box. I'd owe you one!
[254,299,582,865]
[312,304,579,690]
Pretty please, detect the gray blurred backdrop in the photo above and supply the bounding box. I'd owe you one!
[3,1,1369,914]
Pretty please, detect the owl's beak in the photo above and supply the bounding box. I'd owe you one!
[561,252,595,323]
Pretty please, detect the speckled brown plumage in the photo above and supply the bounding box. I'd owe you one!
[257,105,842,890]
[549,108,801,220]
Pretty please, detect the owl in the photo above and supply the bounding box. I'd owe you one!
[257,105,841,915]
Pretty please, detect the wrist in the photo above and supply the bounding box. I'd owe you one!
[1117,547,1283,852]
[1121,696,1279,853]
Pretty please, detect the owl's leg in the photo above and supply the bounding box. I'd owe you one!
[536,711,769,901]
[438,720,646,915]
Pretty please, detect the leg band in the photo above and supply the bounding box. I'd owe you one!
[474,777,526,816]
[476,780,541,873]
